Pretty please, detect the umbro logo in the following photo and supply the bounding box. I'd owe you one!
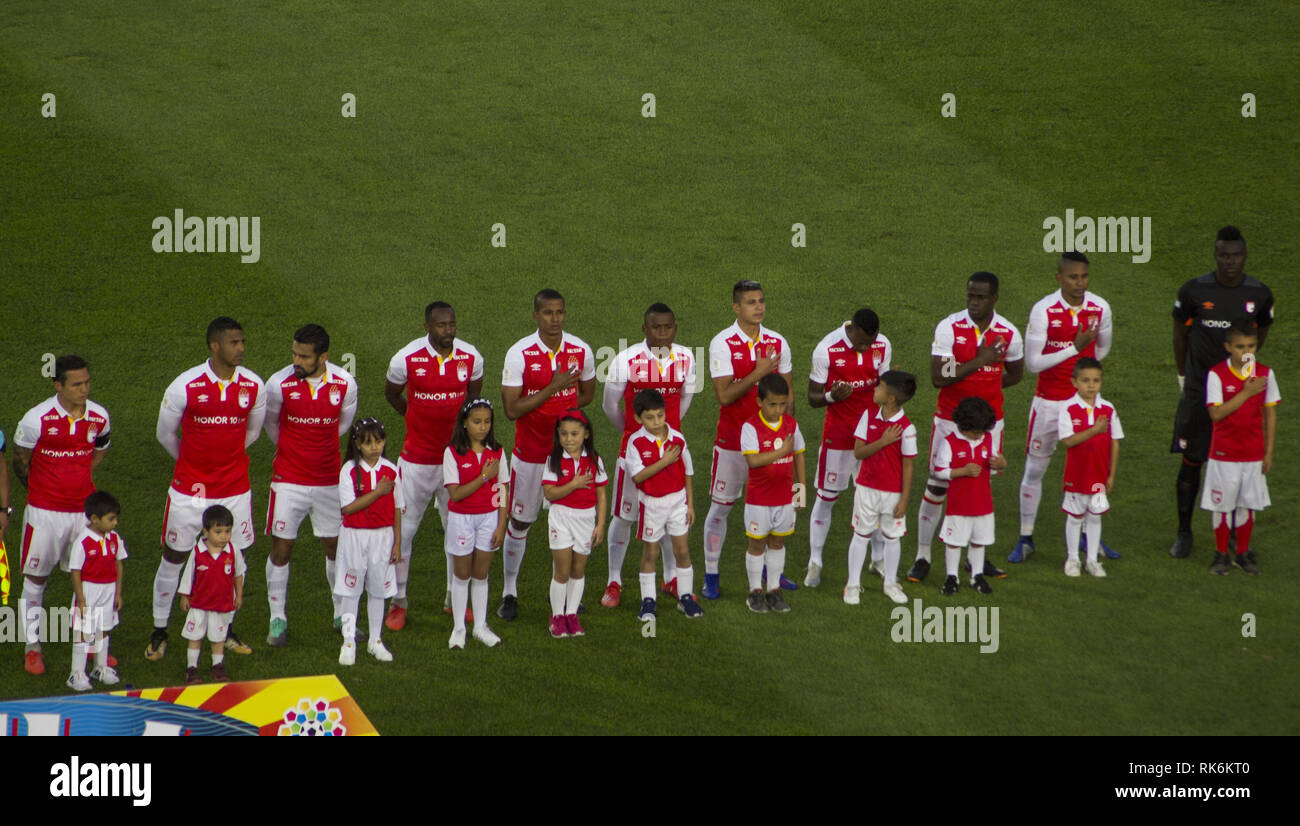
[733,353,745,360]
[415,368,427,376]
[834,359,846,367]
[197,394,208,402]
[1049,320,1062,327]
[462,463,473,469]
[289,392,301,399]
[530,364,542,371]
[1226,385,1237,392]
[955,336,967,344]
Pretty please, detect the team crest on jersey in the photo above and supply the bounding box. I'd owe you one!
[457,362,469,382]
[773,437,784,450]
[1245,301,1256,314]
[567,356,579,373]
[224,561,233,575]
[87,427,98,444]
[329,385,343,406]
[238,388,250,409]
[872,352,883,370]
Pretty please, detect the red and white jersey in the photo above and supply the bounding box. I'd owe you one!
[931,310,1023,421]
[934,431,995,517]
[158,363,266,499]
[501,331,596,464]
[1206,360,1281,462]
[603,341,698,451]
[14,396,111,512]
[387,337,484,464]
[339,457,404,530]
[709,322,793,450]
[810,325,892,450]
[542,450,608,510]
[442,445,509,515]
[69,527,127,585]
[740,413,805,507]
[179,541,246,613]
[625,426,692,498]
[1057,394,1124,492]
[852,407,917,493]
[1025,290,1113,401]
[265,363,358,486]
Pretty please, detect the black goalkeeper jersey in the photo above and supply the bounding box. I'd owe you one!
[1173,272,1274,397]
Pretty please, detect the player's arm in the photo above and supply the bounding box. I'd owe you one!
[930,353,988,387]
[384,381,407,416]
[1060,415,1108,448]
[1171,284,1195,383]
[71,568,86,618]
[679,353,700,420]
[1263,404,1275,473]
[576,377,596,408]
[339,376,359,436]
[1107,440,1120,492]
[593,482,607,546]
[602,375,626,432]
[244,383,267,448]
[178,553,195,612]
[683,454,695,527]
[1095,304,1114,361]
[263,380,283,445]
[11,446,32,488]
[853,425,904,460]
[501,370,577,420]
[467,376,484,402]
[930,439,963,479]
[232,551,245,611]
[1024,311,1075,374]
[156,380,186,460]
[781,371,795,414]
[390,499,402,564]
[896,454,914,517]
[1002,358,1025,388]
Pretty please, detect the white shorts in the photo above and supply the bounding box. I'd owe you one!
[162,487,255,553]
[19,505,83,578]
[182,607,233,643]
[1200,460,1270,513]
[1025,397,1066,458]
[509,457,547,524]
[849,486,907,540]
[939,513,996,548]
[814,444,857,494]
[548,505,596,555]
[710,446,748,504]
[398,458,446,546]
[929,417,1004,482]
[610,458,640,521]
[744,503,796,540]
[72,581,118,635]
[335,525,398,599]
[637,489,689,543]
[445,510,500,557]
[266,482,341,540]
[1062,490,1110,517]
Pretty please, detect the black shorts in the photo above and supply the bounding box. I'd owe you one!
[1170,394,1211,463]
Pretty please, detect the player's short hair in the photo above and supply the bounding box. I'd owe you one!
[1059,251,1089,269]
[756,373,789,400]
[1073,356,1103,376]
[968,271,999,295]
[202,505,234,530]
[633,389,666,417]
[732,279,763,304]
[293,324,330,355]
[534,289,564,311]
[206,316,242,345]
[1216,225,1245,244]
[952,396,996,433]
[53,354,89,385]
[879,370,917,405]
[1226,317,1260,341]
[425,301,453,321]
[644,302,674,321]
[850,308,880,338]
[84,490,120,519]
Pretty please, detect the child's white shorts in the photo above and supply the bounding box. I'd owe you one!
[182,608,233,643]
[850,486,906,540]
[335,526,398,599]
[637,489,689,543]
[939,513,995,548]
[548,504,596,555]
[744,503,795,540]
[445,510,499,557]
[1200,460,1270,513]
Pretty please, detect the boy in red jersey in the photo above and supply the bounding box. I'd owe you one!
[740,375,806,614]
[67,491,126,691]
[934,397,1006,595]
[1202,320,1279,575]
[178,506,246,684]
[1057,358,1123,577]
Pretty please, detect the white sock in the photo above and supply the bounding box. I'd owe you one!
[503,526,529,596]
[72,641,88,674]
[703,501,733,574]
[846,533,869,588]
[764,547,786,592]
[639,571,655,603]
[677,565,694,600]
[434,487,451,534]
[471,577,489,629]
[187,647,200,668]
[367,595,385,643]
[1019,453,1050,535]
[565,577,585,615]
[341,598,359,643]
[871,531,885,563]
[394,557,411,602]
[881,536,901,585]
[1065,515,1083,562]
[1084,513,1102,564]
[266,558,289,621]
[152,559,184,627]
[93,636,108,670]
[326,558,342,618]
[212,652,224,667]
[944,545,961,578]
[808,494,835,567]
[607,516,632,585]
[549,578,566,616]
[968,544,986,579]
[452,576,470,632]
[745,552,764,591]
[916,494,945,563]
[660,535,677,582]
[21,579,46,645]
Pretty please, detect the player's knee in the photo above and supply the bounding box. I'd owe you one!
[162,547,188,566]
[816,490,838,503]
[508,519,532,534]
[925,485,948,501]
[24,574,47,587]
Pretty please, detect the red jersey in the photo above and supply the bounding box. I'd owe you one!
[603,341,697,451]
[1057,394,1124,492]
[542,450,608,510]
[501,332,596,464]
[339,458,404,530]
[265,363,358,486]
[931,310,1023,420]
[934,432,995,517]
[69,527,126,585]
[624,426,692,498]
[14,397,111,512]
[158,363,266,499]
[852,407,917,493]
[387,337,484,464]
[180,541,246,613]
[810,325,892,450]
[442,445,509,515]
[1025,291,1113,401]
[708,322,793,451]
[1205,360,1281,462]
[740,413,805,507]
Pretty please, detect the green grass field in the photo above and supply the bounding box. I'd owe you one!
[1,1,1297,735]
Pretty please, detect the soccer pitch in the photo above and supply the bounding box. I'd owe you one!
[1,1,1296,735]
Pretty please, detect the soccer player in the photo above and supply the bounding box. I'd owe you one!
[150,317,265,661]
[1058,358,1123,577]
[67,491,126,691]
[804,308,891,587]
[499,289,596,619]
[1010,252,1114,563]
[704,280,794,599]
[600,302,698,607]
[13,355,111,676]
[384,302,484,630]
[1201,320,1278,575]
[1170,226,1274,560]
[908,272,1023,583]
[933,397,1007,595]
[263,324,358,646]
